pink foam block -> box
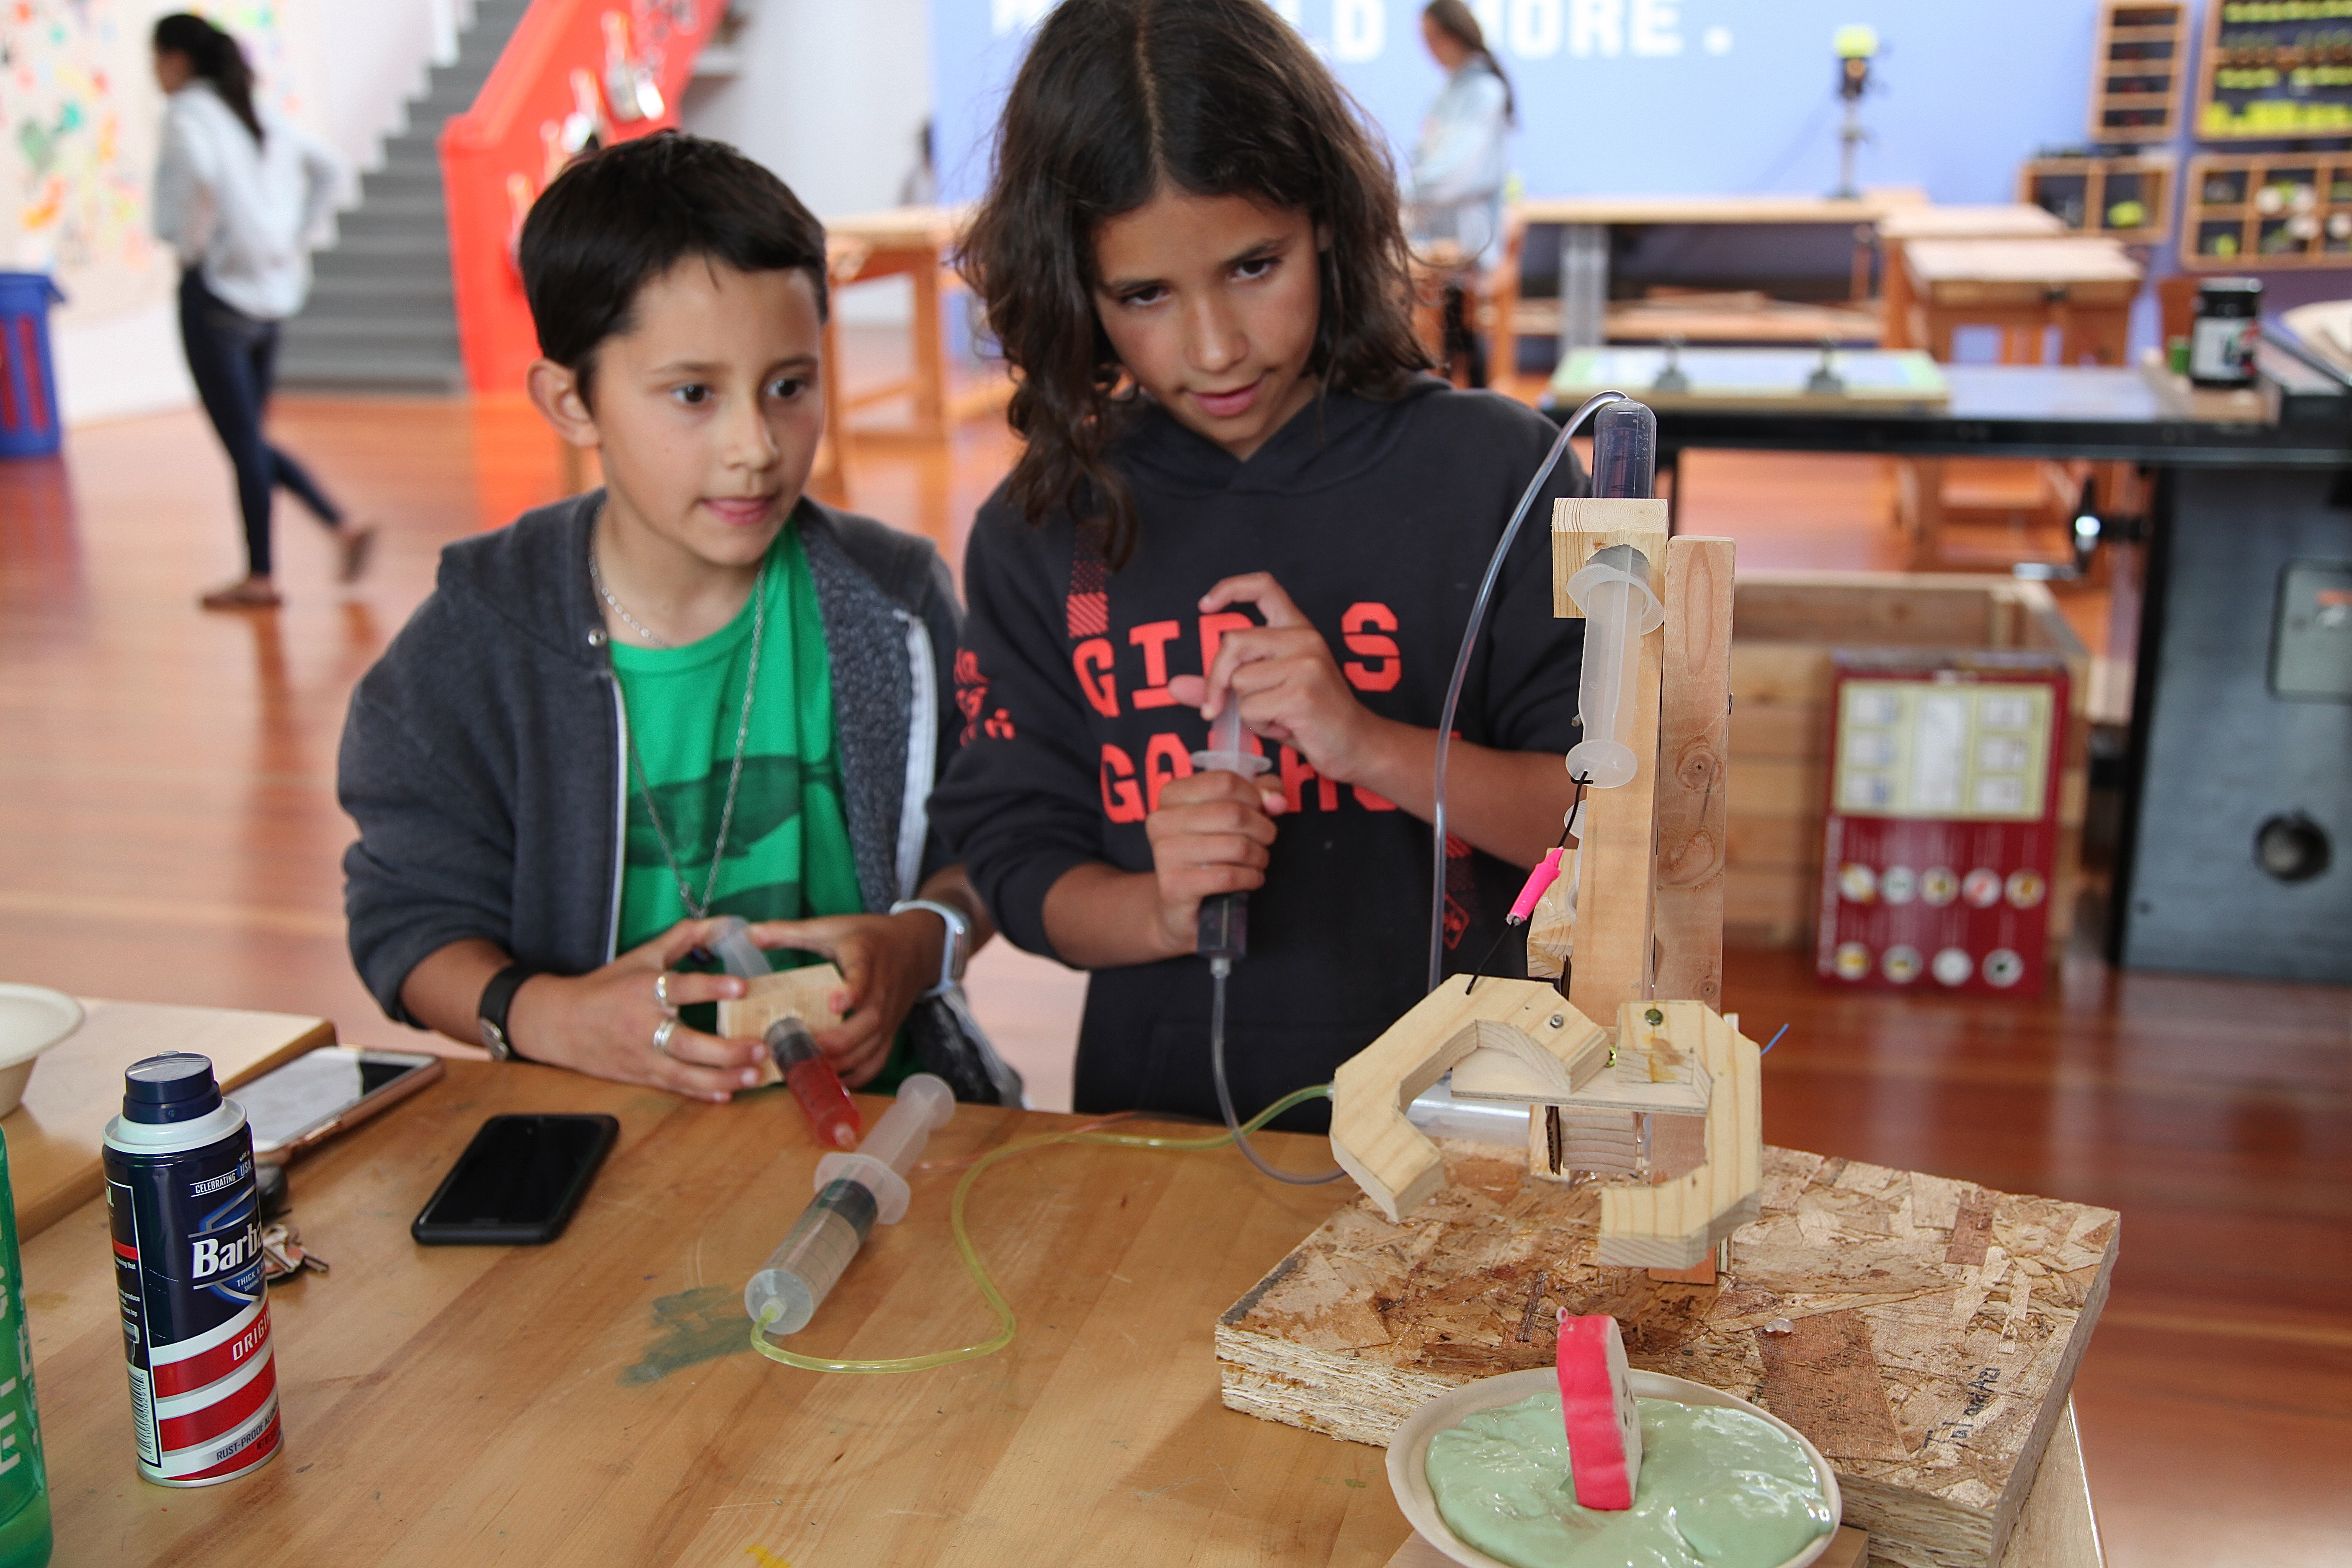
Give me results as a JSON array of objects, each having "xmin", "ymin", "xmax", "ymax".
[{"xmin": 1555, "ymin": 1311, "xmax": 1643, "ymax": 1510}]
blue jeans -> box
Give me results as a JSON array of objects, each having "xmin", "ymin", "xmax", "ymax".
[{"xmin": 177, "ymin": 270, "xmax": 341, "ymax": 576}]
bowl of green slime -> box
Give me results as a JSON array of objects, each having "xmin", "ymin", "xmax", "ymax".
[{"xmin": 1387, "ymin": 1368, "xmax": 1842, "ymax": 1568}]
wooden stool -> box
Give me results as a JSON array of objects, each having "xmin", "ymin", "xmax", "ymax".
[
  {"xmin": 1875, "ymin": 204, "xmax": 2066, "ymax": 352},
  {"xmin": 1893, "ymin": 236, "xmax": 2141, "ymax": 366},
  {"xmin": 1888, "ymin": 235, "xmax": 2143, "ymax": 567}
]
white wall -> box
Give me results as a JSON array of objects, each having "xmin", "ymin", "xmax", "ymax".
[
  {"xmin": 281, "ymin": 0, "xmax": 472, "ymax": 182},
  {"xmin": 682, "ymin": 0, "xmax": 934, "ymax": 325},
  {"xmin": 22, "ymin": 0, "xmax": 462, "ymax": 426}
]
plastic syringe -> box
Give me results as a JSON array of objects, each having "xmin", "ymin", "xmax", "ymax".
[
  {"xmin": 706, "ymin": 915, "xmax": 863, "ymax": 1150},
  {"xmin": 744, "ymin": 1073, "xmax": 955, "ymax": 1336},
  {"xmin": 1190, "ymin": 693, "xmax": 1272, "ymax": 962},
  {"xmin": 1562, "ymin": 402, "xmax": 1666, "ymax": 790}
]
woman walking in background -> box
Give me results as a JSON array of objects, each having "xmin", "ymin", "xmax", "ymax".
[
  {"xmin": 1410, "ymin": 0, "xmax": 1514, "ymax": 387},
  {"xmin": 151, "ymin": 13, "xmax": 373, "ymax": 610}
]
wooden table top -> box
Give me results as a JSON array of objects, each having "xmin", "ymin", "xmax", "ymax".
[
  {"xmin": 1901, "ymin": 237, "xmax": 2144, "ymax": 286},
  {"xmin": 3, "ymin": 997, "xmax": 330, "ymax": 1238},
  {"xmin": 1875, "ymin": 204, "xmax": 2067, "ymax": 242},
  {"xmin": 1514, "ymin": 193, "xmax": 1899, "ymax": 227},
  {"xmin": 21, "ymin": 1055, "xmax": 2110, "ymax": 1567},
  {"xmin": 821, "ymin": 203, "xmax": 970, "ymax": 250},
  {"xmin": 25, "ymin": 1059, "xmax": 1416, "ymax": 1565}
]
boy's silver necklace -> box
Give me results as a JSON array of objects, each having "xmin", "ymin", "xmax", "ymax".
[{"xmin": 590, "ymin": 539, "xmax": 769, "ymax": 919}]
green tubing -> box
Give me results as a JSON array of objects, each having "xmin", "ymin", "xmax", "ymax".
[{"xmin": 747, "ymin": 1083, "xmax": 1336, "ymax": 1374}]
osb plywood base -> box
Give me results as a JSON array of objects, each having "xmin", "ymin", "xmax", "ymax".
[{"xmin": 1217, "ymin": 1143, "xmax": 2117, "ymax": 1568}]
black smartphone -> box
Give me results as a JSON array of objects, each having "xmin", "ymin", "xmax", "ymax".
[{"xmin": 411, "ymin": 1114, "xmax": 619, "ymax": 1246}]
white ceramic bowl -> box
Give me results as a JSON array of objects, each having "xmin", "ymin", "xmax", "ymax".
[
  {"xmin": 0, "ymin": 985, "xmax": 84, "ymax": 1117},
  {"xmin": 1387, "ymin": 1367, "xmax": 1843, "ymax": 1568}
]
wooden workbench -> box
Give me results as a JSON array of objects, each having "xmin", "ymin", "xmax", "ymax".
[
  {"xmin": 3, "ymin": 997, "xmax": 330, "ymax": 1237},
  {"xmin": 23, "ymin": 1060, "xmax": 1398, "ymax": 1564},
  {"xmin": 21, "ymin": 1060, "xmax": 2108, "ymax": 1565}
]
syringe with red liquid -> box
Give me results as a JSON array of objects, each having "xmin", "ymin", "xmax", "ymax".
[
  {"xmin": 764, "ymin": 1018, "xmax": 863, "ymax": 1150},
  {"xmin": 705, "ymin": 916, "xmax": 863, "ymax": 1150}
]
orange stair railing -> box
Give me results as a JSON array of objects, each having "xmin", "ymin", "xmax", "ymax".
[{"xmin": 439, "ymin": 0, "xmax": 717, "ymax": 394}]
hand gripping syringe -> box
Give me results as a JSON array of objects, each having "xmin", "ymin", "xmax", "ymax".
[
  {"xmin": 706, "ymin": 916, "xmax": 864, "ymax": 1150},
  {"xmin": 744, "ymin": 1073, "xmax": 954, "ymax": 1337}
]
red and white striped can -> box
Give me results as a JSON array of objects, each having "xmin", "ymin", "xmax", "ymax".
[{"xmin": 103, "ymin": 1053, "xmax": 283, "ymax": 1486}]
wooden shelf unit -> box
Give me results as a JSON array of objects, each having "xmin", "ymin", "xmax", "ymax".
[
  {"xmin": 2196, "ymin": 0, "xmax": 2352, "ymax": 139},
  {"xmin": 2179, "ymin": 151, "xmax": 2352, "ymax": 269},
  {"xmin": 2090, "ymin": 2, "xmax": 2191, "ymax": 143},
  {"xmin": 2020, "ymin": 153, "xmax": 2174, "ymax": 240}
]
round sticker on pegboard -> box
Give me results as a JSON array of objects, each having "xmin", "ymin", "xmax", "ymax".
[
  {"xmin": 1932, "ymin": 947, "xmax": 1974, "ymax": 986},
  {"xmin": 1882, "ymin": 944, "xmax": 1923, "ymax": 984},
  {"xmin": 1921, "ymin": 867, "xmax": 1959, "ymax": 907},
  {"xmin": 1834, "ymin": 942, "xmax": 1871, "ymax": 980},
  {"xmin": 2006, "ymin": 869, "xmax": 2046, "ymax": 909},
  {"xmin": 1839, "ymin": 863, "xmax": 1877, "ymax": 903},
  {"xmin": 1882, "ymin": 866, "xmax": 1917, "ymax": 905},
  {"xmin": 1983, "ymin": 948, "xmax": 2025, "ymax": 988},
  {"xmin": 1963, "ymin": 868, "xmax": 2002, "ymax": 908}
]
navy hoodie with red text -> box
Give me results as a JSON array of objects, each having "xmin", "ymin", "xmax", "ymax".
[{"xmin": 930, "ymin": 376, "xmax": 1588, "ymax": 1129}]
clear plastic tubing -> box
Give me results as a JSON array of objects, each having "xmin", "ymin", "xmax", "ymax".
[
  {"xmin": 1562, "ymin": 400, "xmax": 1666, "ymax": 790},
  {"xmin": 745, "ymin": 1073, "xmax": 956, "ymax": 1336},
  {"xmin": 766, "ymin": 1019, "xmax": 862, "ymax": 1150}
]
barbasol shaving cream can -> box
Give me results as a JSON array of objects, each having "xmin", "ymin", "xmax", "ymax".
[{"xmin": 101, "ymin": 1053, "xmax": 283, "ymax": 1485}]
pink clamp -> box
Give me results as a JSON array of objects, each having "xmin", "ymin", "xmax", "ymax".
[{"xmin": 1507, "ymin": 847, "xmax": 1567, "ymax": 926}]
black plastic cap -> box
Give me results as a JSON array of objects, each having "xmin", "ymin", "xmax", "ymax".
[{"xmin": 121, "ymin": 1052, "xmax": 222, "ymax": 1124}]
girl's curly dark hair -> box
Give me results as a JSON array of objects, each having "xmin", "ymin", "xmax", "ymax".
[{"xmin": 958, "ymin": 0, "xmax": 1431, "ymax": 567}]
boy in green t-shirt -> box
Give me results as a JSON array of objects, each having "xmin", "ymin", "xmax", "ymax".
[{"xmin": 340, "ymin": 134, "xmax": 1011, "ymax": 1104}]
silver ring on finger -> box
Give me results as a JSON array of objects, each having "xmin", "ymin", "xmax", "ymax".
[
  {"xmin": 653, "ymin": 971, "xmax": 678, "ymax": 1016},
  {"xmin": 652, "ymin": 1016, "xmax": 680, "ymax": 1058}
]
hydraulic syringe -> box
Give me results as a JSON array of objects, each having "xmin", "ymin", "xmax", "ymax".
[
  {"xmin": 706, "ymin": 915, "xmax": 864, "ymax": 1150},
  {"xmin": 745, "ymin": 1073, "xmax": 955, "ymax": 1337}
]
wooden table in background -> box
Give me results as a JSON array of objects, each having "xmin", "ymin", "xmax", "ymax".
[
  {"xmin": 21, "ymin": 1060, "xmax": 2102, "ymax": 1565},
  {"xmin": 4, "ymin": 998, "xmax": 330, "ymax": 1237},
  {"xmin": 821, "ymin": 204, "xmax": 975, "ymax": 444}
]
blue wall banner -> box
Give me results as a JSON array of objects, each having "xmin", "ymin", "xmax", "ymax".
[{"xmin": 931, "ymin": 0, "xmax": 2108, "ymax": 208}]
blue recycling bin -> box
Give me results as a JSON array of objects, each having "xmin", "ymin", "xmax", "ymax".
[{"xmin": 0, "ymin": 272, "xmax": 66, "ymax": 459}]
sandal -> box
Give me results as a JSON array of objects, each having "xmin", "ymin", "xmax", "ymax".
[
  {"xmin": 337, "ymin": 522, "xmax": 379, "ymax": 585},
  {"xmin": 200, "ymin": 577, "xmax": 283, "ymax": 611}
]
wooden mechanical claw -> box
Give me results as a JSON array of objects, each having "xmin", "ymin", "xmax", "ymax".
[{"xmin": 1327, "ymin": 495, "xmax": 1754, "ymax": 1271}]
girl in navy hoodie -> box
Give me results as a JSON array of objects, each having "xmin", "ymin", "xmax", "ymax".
[{"xmin": 929, "ymin": 0, "xmax": 1589, "ymax": 1131}]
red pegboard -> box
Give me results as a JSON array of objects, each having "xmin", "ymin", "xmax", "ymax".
[{"xmin": 1815, "ymin": 652, "xmax": 2070, "ymax": 997}]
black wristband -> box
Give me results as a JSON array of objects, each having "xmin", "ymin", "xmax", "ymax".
[{"xmin": 476, "ymin": 963, "xmax": 535, "ymax": 1062}]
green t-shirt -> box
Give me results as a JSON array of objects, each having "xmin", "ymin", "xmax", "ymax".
[{"xmin": 610, "ymin": 524, "xmax": 863, "ymax": 952}]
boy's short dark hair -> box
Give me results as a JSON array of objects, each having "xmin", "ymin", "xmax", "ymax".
[{"xmin": 519, "ymin": 132, "xmax": 828, "ymax": 403}]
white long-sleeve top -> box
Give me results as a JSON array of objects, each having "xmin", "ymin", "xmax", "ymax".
[
  {"xmin": 152, "ymin": 81, "xmax": 341, "ymax": 321},
  {"xmin": 1409, "ymin": 63, "xmax": 1510, "ymax": 271}
]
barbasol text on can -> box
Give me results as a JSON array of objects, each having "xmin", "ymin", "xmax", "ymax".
[{"xmin": 101, "ymin": 1053, "xmax": 282, "ymax": 1486}]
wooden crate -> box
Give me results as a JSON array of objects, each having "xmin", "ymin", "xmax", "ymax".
[
  {"xmin": 2087, "ymin": 1, "xmax": 2189, "ymax": 143},
  {"xmin": 1725, "ymin": 572, "xmax": 2090, "ymax": 950},
  {"xmin": 2179, "ymin": 152, "xmax": 2352, "ymax": 270},
  {"xmin": 2018, "ymin": 154, "xmax": 2172, "ymax": 242}
]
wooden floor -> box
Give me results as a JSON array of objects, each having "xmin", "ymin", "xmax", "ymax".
[{"xmin": 0, "ymin": 356, "xmax": 2345, "ymax": 1566}]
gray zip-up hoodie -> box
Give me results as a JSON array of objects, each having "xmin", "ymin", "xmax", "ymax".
[{"xmin": 338, "ymin": 490, "xmax": 1017, "ymax": 1102}]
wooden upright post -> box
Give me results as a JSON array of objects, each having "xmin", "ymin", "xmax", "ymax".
[
  {"xmin": 1551, "ymin": 497, "xmax": 1670, "ymax": 1019},
  {"xmin": 1652, "ymin": 536, "xmax": 1736, "ymax": 1011}
]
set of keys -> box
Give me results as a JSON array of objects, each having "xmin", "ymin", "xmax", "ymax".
[{"xmin": 258, "ymin": 1222, "xmax": 329, "ymax": 1282}]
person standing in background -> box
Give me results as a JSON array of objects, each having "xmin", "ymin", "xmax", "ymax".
[
  {"xmin": 1409, "ymin": 0, "xmax": 1514, "ymax": 387},
  {"xmin": 151, "ymin": 13, "xmax": 374, "ymax": 611}
]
